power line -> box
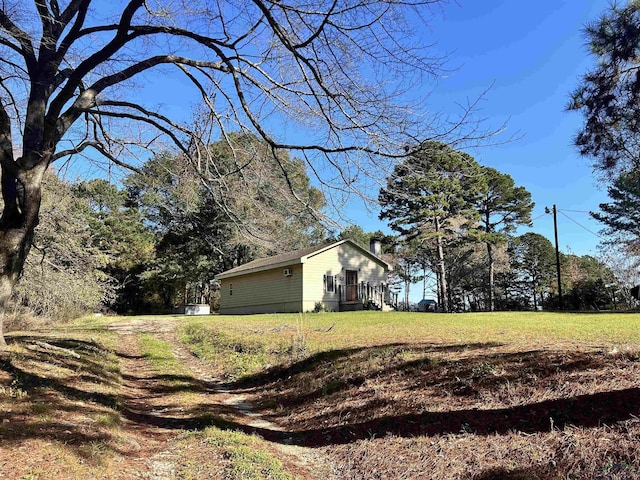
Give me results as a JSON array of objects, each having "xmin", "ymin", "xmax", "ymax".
[
  {"xmin": 558, "ymin": 208, "xmax": 592, "ymax": 214},
  {"xmin": 557, "ymin": 210, "xmax": 604, "ymax": 239},
  {"xmin": 530, "ymin": 212, "xmax": 548, "ymax": 223}
]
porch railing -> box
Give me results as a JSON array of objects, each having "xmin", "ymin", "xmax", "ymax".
[{"xmin": 337, "ymin": 282, "xmax": 398, "ymax": 310}]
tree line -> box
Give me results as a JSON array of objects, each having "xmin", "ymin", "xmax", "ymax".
[
  {"xmin": 10, "ymin": 133, "xmax": 325, "ymax": 318},
  {"xmin": 8, "ymin": 136, "xmax": 634, "ymax": 319},
  {"xmin": 375, "ymin": 141, "xmax": 630, "ymax": 312}
]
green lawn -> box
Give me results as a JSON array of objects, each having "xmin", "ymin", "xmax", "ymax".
[
  {"xmin": 173, "ymin": 310, "xmax": 640, "ymax": 379},
  {"xmin": 184, "ymin": 310, "xmax": 640, "ymax": 344}
]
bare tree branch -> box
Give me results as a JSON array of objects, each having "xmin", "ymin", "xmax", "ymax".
[
  {"xmin": 0, "ymin": 0, "xmax": 506, "ymax": 346},
  {"xmin": 0, "ymin": 9, "xmax": 36, "ymax": 71}
]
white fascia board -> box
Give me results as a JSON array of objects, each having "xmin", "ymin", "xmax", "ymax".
[
  {"xmin": 303, "ymin": 239, "xmax": 392, "ymax": 270},
  {"xmin": 214, "ymin": 259, "xmax": 304, "ymax": 280}
]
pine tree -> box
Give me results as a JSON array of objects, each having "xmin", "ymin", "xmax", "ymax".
[
  {"xmin": 379, "ymin": 141, "xmax": 485, "ymax": 312},
  {"xmin": 475, "ymin": 167, "xmax": 533, "ymax": 311}
]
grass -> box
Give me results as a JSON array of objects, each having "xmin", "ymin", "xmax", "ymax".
[
  {"xmin": 176, "ymin": 428, "xmax": 300, "ymax": 480},
  {"xmin": 178, "ymin": 322, "xmax": 271, "ymax": 380},
  {"xmin": 138, "ymin": 333, "xmax": 190, "ymax": 375},
  {"xmin": 177, "ymin": 310, "xmax": 640, "ymax": 379},
  {"xmin": 133, "ymin": 329, "xmax": 305, "ymax": 479},
  {"xmin": 0, "ymin": 328, "xmax": 127, "ymax": 479},
  {"xmin": 1, "ymin": 315, "xmax": 312, "ymax": 479},
  {"xmin": 4, "ymin": 311, "xmax": 640, "ymax": 479},
  {"xmin": 176, "ymin": 310, "xmax": 640, "ymax": 479},
  {"xmin": 187, "ymin": 310, "xmax": 640, "ymax": 345}
]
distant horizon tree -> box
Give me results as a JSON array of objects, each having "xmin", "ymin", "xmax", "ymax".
[{"xmin": 511, "ymin": 232, "xmax": 556, "ymax": 310}]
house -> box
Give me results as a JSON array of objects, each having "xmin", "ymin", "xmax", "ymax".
[{"xmin": 215, "ymin": 239, "xmax": 397, "ymax": 314}]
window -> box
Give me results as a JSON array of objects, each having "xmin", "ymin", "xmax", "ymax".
[
  {"xmin": 323, "ymin": 274, "xmax": 335, "ymax": 293},
  {"xmin": 229, "ymin": 283, "xmax": 233, "ymax": 296}
]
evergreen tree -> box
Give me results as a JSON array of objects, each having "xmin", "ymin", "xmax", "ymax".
[
  {"xmin": 73, "ymin": 179, "xmax": 155, "ymax": 312},
  {"xmin": 560, "ymin": 253, "xmax": 617, "ymax": 310},
  {"xmin": 475, "ymin": 167, "xmax": 533, "ymax": 311},
  {"xmin": 336, "ymin": 226, "xmax": 372, "ymax": 250},
  {"xmin": 511, "ymin": 233, "xmax": 556, "ymax": 310},
  {"xmin": 569, "ymin": 2, "xmax": 640, "ymax": 177},
  {"xmin": 379, "ymin": 141, "xmax": 485, "ymax": 312},
  {"xmin": 591, "ymin": 169, "xmax": 640, "ymax": 252}
]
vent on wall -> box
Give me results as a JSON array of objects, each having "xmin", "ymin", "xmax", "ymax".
[{"xmin": 283, "ymin": 268, "xmax": 292, "ymax": 276}]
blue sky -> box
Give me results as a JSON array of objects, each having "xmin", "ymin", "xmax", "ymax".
[
  {"xmin": 354, "ymin": 0, "xmax": 612, "ymax": 259},
  {"xmin": 132, "ymin": 1, "xmax": 617, "ymax": 304},
  {"xmin": 66, "ymin": 1, "xmax": 614, "ymax": 279}
]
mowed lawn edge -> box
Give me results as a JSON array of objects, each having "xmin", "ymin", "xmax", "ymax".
[{"xmin": 177, "ymin": 310, "xmax": 640, "ymax": 350}]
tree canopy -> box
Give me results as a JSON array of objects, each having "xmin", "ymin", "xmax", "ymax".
[
  {"xmin": 592, "ymin": 169, "xmax": 640, "ymax": 253},
  {"xmin": 124, "ymin": 135, "xmax": 326, "ymax": 310},
  {"xmin": 475, "ymin": 166, "xmax": 533, "ymax": 310},
  {"xmin": 569, "ymin": 1, "xmax": 640, "ymax": 177},
  {"xmin": 379, "ymin": 141, "xmax": 484, "ymax": 239},
  {"xmin": 379, "ymin": 141, "xmax": 486, "ymax": 312},
  {"xmin": 510, "ymin": 232, "xmax": 556, "ymax": 310}
]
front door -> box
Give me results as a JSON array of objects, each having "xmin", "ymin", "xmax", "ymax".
[{"xmin": 345, "ymin": 270, "xmax": 358, "ymax": 301}]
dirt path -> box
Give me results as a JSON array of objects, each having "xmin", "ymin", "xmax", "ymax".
[{"xmin": 109, "ymin": 317, "xmax": 337, "ymax": 479}]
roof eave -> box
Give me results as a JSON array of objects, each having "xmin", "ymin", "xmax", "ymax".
[
  {"xmin": 304, "ymin": 239, "xmax": 391, "ymax": 270},
  {"xmin": 215, "ymin": 258, "xmax": 304, "ymax": 280},
  {"xmin": 215, "ymin": 238, "xmax": 391, "ymax": 280}
]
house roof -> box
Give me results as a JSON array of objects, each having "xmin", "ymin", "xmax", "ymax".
[
  {"xmin": 418, "ymin": 299, "xmax": 437, "ymax": 305},
  {"xmin": 215, "ymin": 239, "xmax": 390, "ymax": 280}
]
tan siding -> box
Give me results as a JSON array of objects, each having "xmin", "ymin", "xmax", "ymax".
[
  {"xmin": 303, "ymin": 243, "xmax": 388, "ymax": 311},
  {"xmin": 219, "ymin": 263, "xmax": 303, "ymax": 314}
]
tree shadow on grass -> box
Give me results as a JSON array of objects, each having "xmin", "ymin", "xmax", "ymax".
[
  {"xmin": 0, "ymin": 336, "xmax": 131, "ymax": 465},
  {"xmin": 198, "ymin": 386, "xmax": 640, "ymax": 449},
  {"xmin": 119, "ymin": 405, "xmax": 241, "ymax": 431},
  {"xmin": 234, "ymin": 341, "xmax": 505, "ymax": 389},
  {"xmin": 234, "ymin": 342, "xmax": 606, "ymax": 415},
  {"xmin": 0, "ymin": 333, "xmax": 238, "ymax": 459},
  {"xmin": 0, "ymin": 355, "xmax": 119, "ymax": 409},
  {"xmin": 120, "ymin": 372, "xmax": 208, "ymax": 395},
  {"xmin": 209, "ymin": 341, "xmax": 640, "ymax": 449},
  {"xmin": 9, "ymin": 335, "xmax": 122, "ymax": 384},
  {"xmin": 472, "ymin": 467, "xmax": 549, "ymax": 480},
  {"xmin": 7, "ymin": 332, "xmax": 638, "ymax": 465},
  {"xmin": 302, "ymin": 386, "xmax": 640, "ymax": 446}
]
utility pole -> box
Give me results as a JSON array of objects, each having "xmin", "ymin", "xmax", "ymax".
[{"xmin": 546, "ymin": 204, "xmax": 563, "ymax": 310}]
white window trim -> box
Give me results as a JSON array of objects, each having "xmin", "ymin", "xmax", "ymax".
[{"xmin": 324, "ymin": 274, "xmax": 335, "ymax": 293}]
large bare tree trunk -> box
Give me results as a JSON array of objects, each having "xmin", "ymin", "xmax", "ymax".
[{"xmin": 0, "ymin": 166, "xmax": 45, "ymax": 350}]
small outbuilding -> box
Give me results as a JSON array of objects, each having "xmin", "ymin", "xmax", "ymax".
[
  {"xmin": 417, "ymin": 298, "xmax": 438, "ymax": 312},
  {"xmin": 215, "ymin": 239, "xmax": 397, "ymax": 314}
]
